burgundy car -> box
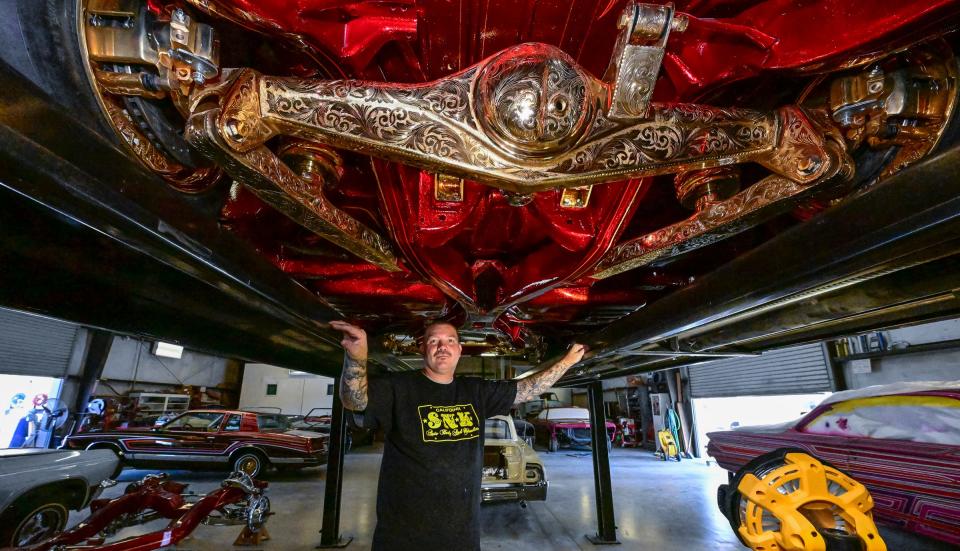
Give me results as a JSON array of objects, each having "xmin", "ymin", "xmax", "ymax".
[
  {"xmin": 531, "ymin": 407, "xmax": 617, "ymax": 452},
  {"xmin": 63, "ymin": 409, "xmax": 328, "ymax": 477},
  {"xmin": 707, "ymin": 384, "xmax": 960, "ymax": 546}
]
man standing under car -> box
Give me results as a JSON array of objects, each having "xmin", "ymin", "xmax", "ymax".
[{"xmin": 330, "ymin": 320, "xmax": 586, "ymax": 551}]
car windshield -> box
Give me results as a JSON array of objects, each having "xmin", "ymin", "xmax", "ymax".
[
  {"xmin": 485, "ymin": 418, "xmax": 511, "ymax": 440},
  {"xmin": 302, "ymin": 408, "xmax": 331, "ymax": 423},
  {"xmin": 164, "ymin": 412, "xmax": 225, "ymax": 432},
  {"xmin": 257, "ymin": 414, "xmax": 291, "ymax": 432},
  {"xmin": 801, "ymin": 394, "xmax": 960, "ymax": 445}
]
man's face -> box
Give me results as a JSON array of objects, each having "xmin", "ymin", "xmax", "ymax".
[{"xmin": 421, "ymin": 323, "xmax": 462, "ymax": 379}]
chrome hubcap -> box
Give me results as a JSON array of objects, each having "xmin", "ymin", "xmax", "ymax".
[{"xmin": 17, "ymin": 507, "xmax": 63, "ymax": 546}]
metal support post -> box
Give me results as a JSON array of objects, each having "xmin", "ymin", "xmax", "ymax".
[
  {"xmin": 586, "ymin": 381, "xmax": 620, "ymax": 544},
  {"xmin": 317, "ymin": 378, "xmax": 352, "ymax": 548},
  {"xmin": 66, "ymin": 330, "xmax": 113, "ymax": 441}
]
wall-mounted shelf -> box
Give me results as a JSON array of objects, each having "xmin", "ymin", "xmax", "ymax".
[{"xmin": 836, "ymin": 338, "xmax": 960, "ymax": 363}]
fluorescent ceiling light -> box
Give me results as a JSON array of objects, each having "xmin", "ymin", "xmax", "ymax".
[{"xmin": 153, "ymin": 341, "xmax": 184, "ymax": 359}]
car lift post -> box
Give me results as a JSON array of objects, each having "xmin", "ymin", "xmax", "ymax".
[
  {"xmin": 586, "ymin": 381, "xmax": 620, "ymax": 544},
  {"xmin": 317, "ymin": 377, "xmax": 352, "ymax": 548}
]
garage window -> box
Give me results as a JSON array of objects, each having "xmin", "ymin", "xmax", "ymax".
[{"xmin": 265, "ymin": 383, "xmax": 277, "ymax": 396}]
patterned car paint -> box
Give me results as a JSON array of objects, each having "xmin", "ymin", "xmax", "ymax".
[
  {"xmin": 63, "ymin": 410, "xmax": 328, "ymax": 468},
  {"xmin": 530, "ymin": 407, "xmax": 618, "ymax": 449},
  {"xmin": 706, "ymin": 391, "xmax": 960, "ymax": 546}
]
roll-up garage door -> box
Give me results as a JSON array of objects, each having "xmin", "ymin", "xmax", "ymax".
[
  {"xmin": 688, "ymin": 343, "xmax": 833, "ymax": 398},
  {"xmin": 0, "ymin": 307, "xmax": 80, "ymax": 377}
]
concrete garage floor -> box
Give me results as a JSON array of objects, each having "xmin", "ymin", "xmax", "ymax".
[{"xmin": 68, "ymin": 446, "xmax": 953, "ymax": 550}]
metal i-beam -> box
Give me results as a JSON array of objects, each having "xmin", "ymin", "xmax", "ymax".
[
  {"xmin": 317, "ymin": 380, "xmax": 352, "ymax": 548},
  {"xmin": 586, "ymin": 381, "xmax": 619, "ymax": 545},
  {"xmin": 68, "ymin": 330, "xmax": 114, "ymax": 440},
  {"xmin": 0, "ymin": 60, "xmax": 343, "ymax": 373}
]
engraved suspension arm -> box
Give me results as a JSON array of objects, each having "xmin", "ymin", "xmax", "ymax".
[{"xmin": 208, "ymin": 51, "xmax": 839, "ymax": 194}]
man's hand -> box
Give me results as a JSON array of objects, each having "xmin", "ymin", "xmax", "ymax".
[
  {"xmin": 562, "ymin": 343, "xmax": 587, "ymax": 366},
  {"xmin": 330, "ymin": 320, "xmax": 368, "ymax": 361},
  {"xmin": 513, "ymin": 342, "xmax": 587, "ymax": 405},
  {"xmin": 331, "ymin": 320, "xmax": 369, "ymax": 411}
]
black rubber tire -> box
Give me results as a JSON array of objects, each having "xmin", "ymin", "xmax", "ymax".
[
  {"xmin": 548, "ymin": 437, "xmax": 559, "ymax": 453},
  {"xmin": 0, "ymin": 495, "xmax": 69, "ymax": 548},
  {"xmin": 232, "ymin": 450, "xmax": 269, "ymax": 478},
  {"xmin": 11, "ymin": 0, "xmax": 117, "ymax": 138},
  {"xmin": 8, "ymin": 0, "xmax": 229, "ymax": 213}
]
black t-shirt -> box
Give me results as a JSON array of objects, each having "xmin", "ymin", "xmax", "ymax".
[{"xmin": 363, "ymin": 370, "xmax": 517, "ymax": 551}]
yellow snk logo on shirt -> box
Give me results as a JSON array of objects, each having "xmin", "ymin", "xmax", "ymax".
[{"xmin": 418, "ymin": 404, "xmax": 481, "ymax": 442}]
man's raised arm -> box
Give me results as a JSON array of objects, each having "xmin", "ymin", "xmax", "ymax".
[
  {"xmin": 330, "ymin": 320, "xmax": 369, "ymax": 411},
  {"xmin": 514, "ymin": 344, "xmax": 586, "ymax": 405}
]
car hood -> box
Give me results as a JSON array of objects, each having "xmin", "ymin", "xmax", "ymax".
[
  {"xmin": 731, "ymin": 420, "xmax": 797, "ymax": 434},
  {"xmin": 546, "ymin": 419, "xmax": 616, "ymax": 427},
  {"xmin": 0, "ymin": 449, "xmax": 118, "ymax": 484},
  {"xmin": 0, "ymin": 448, "xmax": 79, "ymax": 458}
]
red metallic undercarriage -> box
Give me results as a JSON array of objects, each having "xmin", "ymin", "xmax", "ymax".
[{"xmin": 100, "ymin": 0, "xmax": 960, "ymax": 361}]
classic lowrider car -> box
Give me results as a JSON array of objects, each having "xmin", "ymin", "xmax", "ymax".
[
  {"xmin": 532, "ymin": 407, "xmax": 617, "ymax": 452},
  {"xmin": 62, "ymin": 409, "xmax": 328, "ymax": 477},
  {"xmin": 482, "ymin": 415, "xmax": 547, "ymax": 503},
  {"xmin": 289, "ymin": 407, "xmax": 375, "ymax": 451},
  {"xmin": 0, "ymin": 448, "xmax": 118, "ymax": 548},
  {"xmin": 707, "ymin": 382, "xmax": 960, "ymax": 547}
]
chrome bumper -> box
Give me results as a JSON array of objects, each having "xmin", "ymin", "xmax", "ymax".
[
  {"xmin": 481, "ymin": 479, "xmax": 548, "ymax": 503},
  {"xmin": 270, "ymin": 451, "xmax": 328, "ymax": 465}
]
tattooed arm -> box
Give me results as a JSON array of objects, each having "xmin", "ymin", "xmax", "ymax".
[
  {"xmin": 513, "ymin": 344, "xmax": 586, "ymax": 405},
  {"xmin": 330, "ymin": 320, "xmax": 369, "ymax": 411}
]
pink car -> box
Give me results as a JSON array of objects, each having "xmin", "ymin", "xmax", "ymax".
[
  {"xmin": 707, "ymin": 383, "xmax": 960, "ymax": 546},
  {"xmin": 531, "ymin": 407, "xmax": 617, "ymax": 453}
]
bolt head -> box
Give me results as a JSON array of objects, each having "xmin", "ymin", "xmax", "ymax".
[
  {"xmin": 671, "ymin": 15, "xmax": 689, "ymax": 33},
  {"xmin": 224, "ymin": 118, "xmax": 245, "ymax": 142},
  {"xmin": 797, "ymin": 155, "xmax": 823, "ymax": 176}
]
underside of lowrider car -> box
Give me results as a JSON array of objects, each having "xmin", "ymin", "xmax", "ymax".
[{"xmin": 3, "ymin": 0, "xmax": 960, "ymax": 381}]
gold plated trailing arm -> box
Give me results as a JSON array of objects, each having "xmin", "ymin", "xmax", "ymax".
[
  {"xmin": 203, "ymin": 46, "xmax": 837, "ymax": 193},
  {"xmin": 185, "ymin": 108, "xmax": 402, "ymax": 272},
  {"xmin": 592, "ymin": 131, "xmax": 853, "ymax": 279}
]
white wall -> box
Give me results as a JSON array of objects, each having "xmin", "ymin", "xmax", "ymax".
[
  {"xmin": 98, "ymin": 336, "xmax": 229, "ymax": 393},
  {"xmin": 239, "ymin": 363, "xmax": 335, "ymax": 415},
  {"xmin": 843, "ymin": 319, "xmax": 960, "ymax": 388}
]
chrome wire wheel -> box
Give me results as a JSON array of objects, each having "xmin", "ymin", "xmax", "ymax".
[
  {"xmin": 233, "ymin": 452, "xmax": 265, "ymax": 477},
  {"xmin": 14, "ymin": 502, "xmax": 68, "ymax": 547}
]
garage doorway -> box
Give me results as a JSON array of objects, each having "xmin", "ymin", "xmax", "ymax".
[
  {"xmin": 693, "ymin": 392, "xmax": 830, "ymax": 459},
  {"xmin": 0, "ymin": 374, "xmax": 63, "ymax": 448}
]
